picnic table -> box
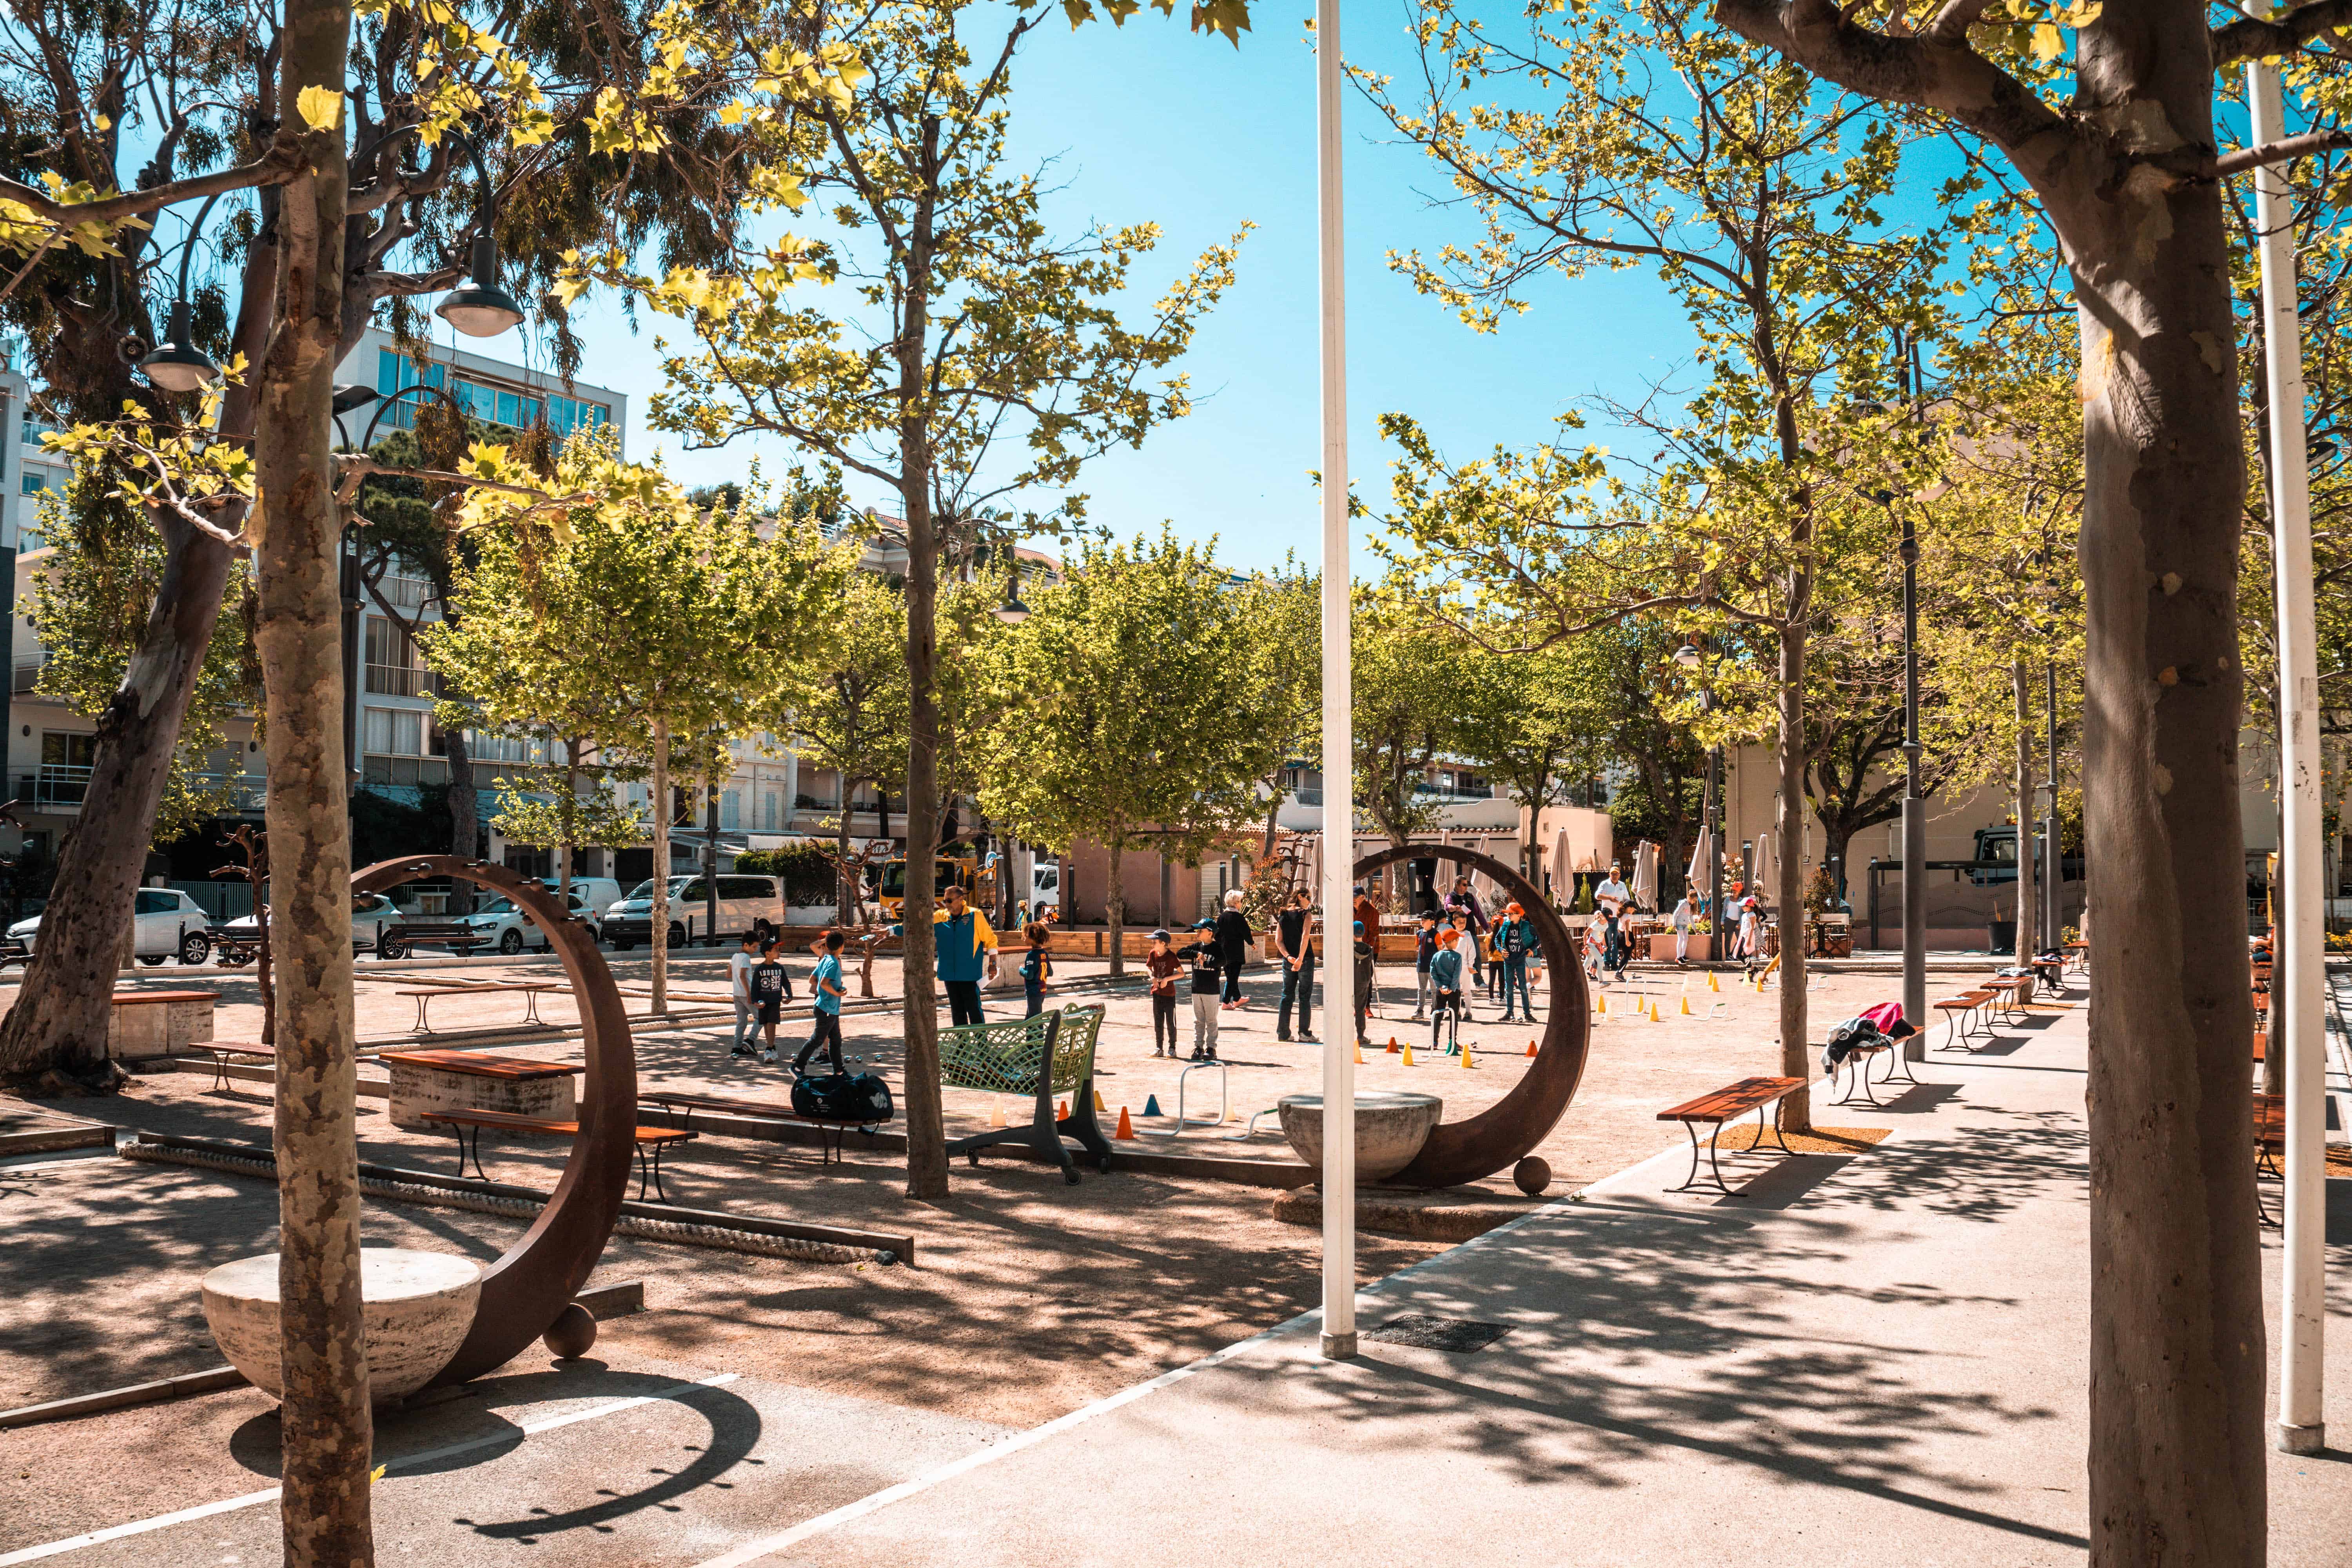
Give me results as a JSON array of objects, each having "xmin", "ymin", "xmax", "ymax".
[
  {"xmin": 395, "ymin": 981, "xmax": 565, "ymax": 1034},
  {"xmin": 381, "ymin": 1048, "xmax": 580, "ymax": 1132}
]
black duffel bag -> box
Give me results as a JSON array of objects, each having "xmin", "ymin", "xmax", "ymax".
[{"xmin": 791, "ymin": 1071, "xmax": 896, "ymax": 1125}]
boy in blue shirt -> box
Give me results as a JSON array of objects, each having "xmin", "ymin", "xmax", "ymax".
[
  {"xmin": 792, "ymin": 929, "xmax": 849, "ymax": 1076},
  {"xmin": 1429, "ymin": 927, "xmax": 1468, "ymax": 1053}
]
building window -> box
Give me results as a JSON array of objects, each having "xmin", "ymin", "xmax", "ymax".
[
  {"xmin": 363, "ymin": 707, "xmax": 424, "ymax": 756},
  {"xmin": 762, "ymin": 790, "xmax": 779, "ymax": 831},
  {"xmin": 722, "ymin": 790, "xmax": 741, "ymax": 831},
  {"xmin": 364, "ymin": 617, "xmax": 430, "ymax": 696}
]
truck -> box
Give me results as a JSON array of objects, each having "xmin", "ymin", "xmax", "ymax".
[
  {"xmin": 1969, "ymin": 825, "xmax": 2084, "ymax": 886},
  {"xmin": 875, "ymin": 851, "xmax": 984, "ymax": 919}
]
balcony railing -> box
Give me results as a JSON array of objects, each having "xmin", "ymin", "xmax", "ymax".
[
  {"xmin": 365, "ymin": 662, "xmax": 433, "ymax": 697},
  {"xmin": 26, "ymin": 763, "xmax": 89, "ymax": 809}
]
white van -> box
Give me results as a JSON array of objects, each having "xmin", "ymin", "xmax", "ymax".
[
  {"xmin": 540, "ymin": 876, "xmax": 625, "ymax": 920},
  {"xmin": 603, "ymin": 875, "xmax": 786, "ymax": 949}
]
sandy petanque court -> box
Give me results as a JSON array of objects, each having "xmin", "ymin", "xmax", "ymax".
[{"xmin": 0, "ymin": 946, "xmax": 2033, "ymax": 1559}]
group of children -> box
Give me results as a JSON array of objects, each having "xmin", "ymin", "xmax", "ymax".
[
  {"xmin": 726, "ymin": 928, "xmax": 849, "ymax": 1075},
  {"xmin": 1409, "ymin": 902, "xmax": 1544, "ymax": 1031}
]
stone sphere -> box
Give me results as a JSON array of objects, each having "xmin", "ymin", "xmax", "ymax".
[
  {"xmin": 1513, "ymin": 1156, "xmax": 1553, "ymax": 1197},
  {"xmin": 543, "ymin": 1302, "xmax": 599, "ymax": 1359},
  {"xmin": 1278, "ymin": 1091, "xmax": 1443, "ymax": 1185},
  {"xmin": 203, "ymin": 1248, "xmax": 482, "ymax": 1403}
]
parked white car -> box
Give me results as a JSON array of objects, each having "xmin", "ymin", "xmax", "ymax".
[
  {"xmin": 539, "ymin": 876, "xmax": 624, "ymax": 920},
  {"xmin": 603, "ymin": 875, "xmax": 785, "ymax": 949},
  {"xmin": 448, "ymin": 890, "xmax": 604, "ymax": 955},
  {"xmin": 212, "ymin": 893, "xmax": 405, "ymax": 962},
  {"xmin": 3, "ymin": 887, "xmax": 216, "ymax": 966}
]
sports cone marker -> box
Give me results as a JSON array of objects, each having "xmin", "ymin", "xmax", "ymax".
[
  {"xmin": 1056, "ymin": 1099, "xmax": 1069, "ymax": 1120},
  {"xmin": 1526, "ymin": 1038, "xmax": 1539, "ymax": 1057},
  {"xmin": 1650, "ymin": 1000, "xmax": 1662, "ymax": 1022},
  {"xmin": 1114, "ymin": 1107, "xmax": 1136, "ymax": 1139},
  {"xmin": 989, "ymin": 1103, "xmax": 1007, "ymax": 1129},
  {"xmin": 1402, "ymin": 1042, "xmax": 1416, "ymax": 1066},
  {"xmin": 1353, "ymin": 1041, "xmax": 1365, "ymax": 1065},
  {"xmin": 1708, "ymin": 972, "xmax": 1720, "ymax": 992},
  {"xmin": 1680, "ymin": 995, "xmax": 1692, "ymax": 1016},
  {"xmin": 1460, "ymin": 1039, "xmax": 1477, "ymax": 1069},
  {"xmin": 1094, "ymin": 1088, "xmax": 1108, "ymax": 1112},
  {"xmin": 1143, "ymin": 1094, "xmax": 1163, "ymax": 1117},
  {"xmin": 1594, "ymin": 992, "xmax": 1607, "ymax": 1016},
  {"xmin": 1387, "ymin": 1035, "xmax": 1401, "ymax": 1053}
]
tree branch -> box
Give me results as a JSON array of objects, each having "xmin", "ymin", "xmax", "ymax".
[
  {"xmin": 2213, "ymin": 0, "xmax": 2352, "ymax": 67},
  {"xmin": 0, "ymin": 140, "xmax": 305, "ymax": 228},
  {"xmin": 2210, "ymin": 128, "xmax": 2352, "ymax": 176}
]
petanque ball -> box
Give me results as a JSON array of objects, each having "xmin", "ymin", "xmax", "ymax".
[
  {"xmin": 1513, "ymin": 1156, "xmax": 1552, "ymax": 1197},
  {"xmin": 543, "ymin": 1302, "xmax": 598, "ymax": 1360}
]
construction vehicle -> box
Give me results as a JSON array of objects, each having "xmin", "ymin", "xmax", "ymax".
[{"xmin": 876, "ymin": 849, "xmax": 991, "ymax": 918}]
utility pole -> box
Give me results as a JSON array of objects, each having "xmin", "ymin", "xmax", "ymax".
[
  {"xmin": 1315, "ymin": 0, "xmax": 1357, "ymax": 1362},
  {"xmin": 2249, "ymin": 16, "xmax": 2326, "ymax": 1457}
]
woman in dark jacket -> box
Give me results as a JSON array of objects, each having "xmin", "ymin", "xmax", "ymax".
[{"xmin": 1216, "ymin": 889, "xmax": 1253, "ymax": 1009}]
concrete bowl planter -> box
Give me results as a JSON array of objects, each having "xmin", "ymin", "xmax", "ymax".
[
  {"xmin": 202, "ymin": 1247, "xmax": 483, "ymax": 1403},
  {"xmin": 1277, "ymin": 1090, "xmax": 1443, "ymax": 1185}
]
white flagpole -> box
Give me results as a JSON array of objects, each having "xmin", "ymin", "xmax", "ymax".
[
  {"xmin": 2249, "ymin": 28, "xmax": 2325, "ymax": 1456},
  {"xmin": 1315, "ymin": 0, "xmax": 1357, "ymax": 1361}
]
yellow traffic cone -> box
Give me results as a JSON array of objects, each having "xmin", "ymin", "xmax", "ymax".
[
  {"xmin": 1594, "ymin": 992, "xmax": 1607, "ymax": 1016},
  {"xmin": 1401, "ymin": 1042, "xmax": 1416, "ymax": 1066},
  {"xmin": 1459, "ymin": 1038, "xmax": 1476, "ymax": 1069},
  {"xmin": 1708, "ymin": 971, "xmax": 1720, "ymax": 993},
  {"xmin": 1680, "ymin": 995, "xmax": 1691, "ymax": 1016},
  {"xmin": 1093, "ymin": 1088, "xmax": 1107, "ymax": 1113},
  {"xmin": 1650, "ymin": 1000, "xmax": 1662, "ymax": 1022}
]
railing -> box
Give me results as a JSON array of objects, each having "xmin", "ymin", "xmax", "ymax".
[
  {"xmin": 378, "ymin": 575, "xmax": 435, "ymax": 610},
  {"xmin": 30, "ymin": 763, "xmax": 89, "ymax": 809},
  {"xmin": 365, "ymin": 662, "xmax": 431, "ymax": 697},
  {"xmin": 1291, "ymin": 788, "xmax": 1324, "ymax": 806}
]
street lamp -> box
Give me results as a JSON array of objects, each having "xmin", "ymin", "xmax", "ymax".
[
  {"xmin": 434, "ymin": 138, "xmax": 525, "ymax": 339},
  {"xmin": 136, "ymin": 193, "xmax": 225, "ymax": 394},
  {"xmin": 991, "ymin": 552, "xmax": 1031, "ymax": 624},
  {"xmin": 1675, "ymin": 636, "xmax": 1726, "ymax": 961}
]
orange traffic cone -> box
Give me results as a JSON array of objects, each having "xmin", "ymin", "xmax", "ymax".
[
  {"xmin": 1115, "ymin": 1106, "xmax": 1136, "ymax": 1140},
  {"xmin": 1353, "ymin": 1040, "xmax": 1366, "ymax": 1065},
  {"xmin": 1526, "ymin": 1039, "xmax": 1539, "ymax": 1057},
  {"xmin": 1056, "ymin": 1099, "xmax": 1069, "ymax": 1120},
  {"xmin": 1387, "ymin": 1035, "xmax": 1400, "ymax": 1053},
  {"xmin": 989, "ymin": 1103, "xmax": 1007, "ymax": 1129}
]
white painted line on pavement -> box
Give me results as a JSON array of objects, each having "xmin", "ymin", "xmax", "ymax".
[{"xmin": 0, "ymin": 1372, "xmax": 739, "ymax": 1565}]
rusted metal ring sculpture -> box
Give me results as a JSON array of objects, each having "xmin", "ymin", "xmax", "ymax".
[
  {"xmin": 1354, "ymin": 844, "xmax": 1591, "ymax": 1189},
  {"xmin": 351, "ymin": 856, "xmax": 635, "ymax": 1386}
]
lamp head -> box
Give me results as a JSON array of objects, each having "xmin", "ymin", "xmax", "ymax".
[
  {"xmin": 1672, "ymin": 640, "xmax": 1702, "ymax": 670},
  {"xmin": 331, "ymin": 383, "xmax": 379, "ymax": 415},
  {"xmin": 435, "ymin": 233, "xmax": 524, "ymax": 338},
  {"xmin": 992, "ymin": 594, "xmax": 1031, "ymax": 625},
  {"xmin": 136, "ymin": 299, "xmax": 221, "ymax": 394}
]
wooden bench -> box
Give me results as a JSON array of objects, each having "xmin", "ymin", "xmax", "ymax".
[
  {"xmin": 1657, "ymin": 1076, "xmax": 1808, "ymax": 1194},
  {"xmin": 2253, "ymin": 1093, "xmax": 2288, "ymax": 1227},
  {"xmin": 379, "ymin": 921, "xmax": 490, "ymax": 959},
  {"xmin": 380, "ymin": 1048, "xmax": 581, "ymax": 1131},
  {"xmin": 420, "ymin": 1108, "xmax": 694, "ymax": 1202},
  {"xmin": 1932, "ymin": 990, "xmax": 1995, "ymax": 1050},
  {"xmin": 1828, "ymin": 1039, "xmax": 1892, "ymax": 1107},
  {"xmin": 1987, "ymin": 975, "xmax": 2036, "ymax": 1020},
  {"xmin": 192, "ymin": 1039, "xmax": 274, "ymax": 1092},
  {"xmin": 940, "ymin": 1005, "xmax": 1109, "ymax": 1185},
  {"xmin": 395, "ymin": 982, "xmax": 563, "ymax": 1034},
  {"xmin": 639, "ymin": 1089, "xmax": 893, "ymax": 1165}
]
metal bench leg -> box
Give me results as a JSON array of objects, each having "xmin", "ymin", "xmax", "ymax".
[
  {"xmin": 453, "ymin": 1123, "xmax": 489, "ymax": 1183},
  {"xmin": 210, "ymin": 1054, "xmax": 230, "ymax": 1093},
  {"xmin": 1754, "ymin": 1101, "xmax": 1796, "ymax": 1159},
  {"xmin": 414, "ymin": 995, "xmax": 433, "ymax": 1034},
  {"xmin": 1881, "ymin": 1036, "xmax": 1922, "ymax": 1087},
  {"xmin": 524, "ymin": 991, "xmax": 544, "ymax": 1026},
  {"xmin": 635, "ymin": 1143, "xmax": 672, "ymax": 1203}
]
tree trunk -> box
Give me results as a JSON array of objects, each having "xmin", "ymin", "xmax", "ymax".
[
  {"xmin": 445, "ymin": 725, "xmax": 476, "ymax": 915},
  {"xmin": 2069, "ymin": 60, "xmax": 2265, "ymax": 1555},
  {"xmin": 255, "ymin": 4, "xmax": 370, "ymax": 1555},
  {"xmin": 1776, "ymin": 621, "xmax": 1810, "ymax": 1132},
  {"xmin": 1105, "ymin": 843, "xmax": 1127, "ymax": 979},
  {"xmin": 1261, "ymin": 785, "xmax": 1283, "ymax": 862},
  {"xmin": 2014, "ymin": 656, "xmax": 2038, "ymax": 964},
  {"xmin": 837, "ymin": 779, "xmax": 856, "ymax": 927},
  {"xmin": 650, "ymin": 720, "xmax": 670, "ymax": 1014},
  {"xmin": 257, "ymin": 880, "xmax": 275, "ymax": 1048},
  {"xmin": 558, "ymin": 740, "xmax": 578, "ymax": 910}
]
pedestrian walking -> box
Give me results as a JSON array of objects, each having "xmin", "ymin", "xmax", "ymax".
[
  {"xmin": 1019, "ymin": 922, "xmax": 1053, "ymax": 1018},
  {"xmin": 1352, "ymin": 883, "xmax": 1381, "ymax": 950},
  {"xmin": 1179, "ymin": 918, "xmax": 1223, "ymax": 1060},
  {"xmin": 1216, "ymin": 889, "xmax": 1253, "ymax": 1009},
  {"xmin": 1146, "ymin": 928, "xmax": 1182, "ymax": 1056},
  {"xmin": 1736, "ymin": 894, "xmax": 1762, "ymax": 965},
  {"xmin": 932, "ymin": 883, "xmax": 998, "ymax": 1027},
  {"xmin": 1274, "ymin": 888, "xmax": 1317, "ymax": 1042},
  {"xmin": 1351, "ymin": 920, "xmax": 1377, "ymax": 1048},
  {"xmin": 1600, "ymin": 902, "xmax": 1631, "ymax": 984},
  {"xmin": 1493, "ymin": 901, "xmax": 1538, "ymax": 1022},
  {"xmin": 751, "ymin": 938, "xmax": 795, "ymax": 1063},
  {"xmin": 1411, "ymin": 910, "xmax": 1439, "ymax": 1021},
  {"xmin": 1429, "ymin": 927, "xmax": 1467, "ymax": 1053},
  {"xmin": 1671, "ymin": 892, "xmax": 1698, "ymax": 964},
  {"xmin": 728, "ymin": 931, "xmax": 761, "ymax": 1058},
  {"xmin": 792, "ymin": 930, "xmax": 849, "ymax": 1076}
]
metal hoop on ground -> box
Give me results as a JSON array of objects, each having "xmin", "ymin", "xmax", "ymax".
[
  {"xmin": 350, "ymin": 855, "xmax": 636, "ymax": 1387},
  {"xmin": 1351, "ymin": 844, "xmax": 1592, "ymax": 1189}
]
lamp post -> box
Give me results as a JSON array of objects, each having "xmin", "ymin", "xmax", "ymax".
[
  {"xmin": 136, "ymin": 192, "xmax": 226, "ymax": 394},
  {"xmin": 1314, "ymin": 0, "xmax": 1357, "ymax": 1362},
  {"xmin": 1675, "ymin": 637, "xmax": 1724, "ymax": 960},
  {"xmin": 2043, "ymin": 661, "xmax": 2060, "ymax": 948}
]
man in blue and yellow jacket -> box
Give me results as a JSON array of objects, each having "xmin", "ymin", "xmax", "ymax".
[{"xmin": 933, "ymin": 883, "xmax": 999, "ymax": 1025}]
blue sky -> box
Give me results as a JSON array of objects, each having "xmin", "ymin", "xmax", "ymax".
[{"xmin": 557, "ymin": 7, "xmax": 1733, "ymax": 572}]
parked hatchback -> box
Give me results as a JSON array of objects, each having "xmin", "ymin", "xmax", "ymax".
[
  {"xmin": 3, "ymin": 886, "xmax": 217, "ymax": 966},
  {"xmin": 453, "ymin": 890, "xmax": 604, "ymax": 955},
  {"xmin": 213, "ymin": 893, "xmax": 405, "ymax": 961}
]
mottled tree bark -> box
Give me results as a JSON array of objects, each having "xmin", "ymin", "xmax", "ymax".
[
  {"xmin": 255, "ymin": 2, "xmax": 371, "ymax": 1560},
  {"xmin": 1775, "ymin": 622, "xmax": 1811, "ymax": 1131}
]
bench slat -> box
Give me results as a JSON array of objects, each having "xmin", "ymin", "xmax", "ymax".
[{"xmin": 1658, "ymin": 1075, "xmax": 1807, "ymax": 1124}]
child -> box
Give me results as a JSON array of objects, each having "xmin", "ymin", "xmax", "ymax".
[
  {"xmin": 1145, "ymin": 928, "xmax": 1182, "ymax": 1056},
  {"xmin": 1411, "ymin": 911, "xmax": 1439, "ymax": 1022},
  {"xmin": 1352, "ymin": 920, "xmax": 1376, "ymax": 1049},
  {"xmin": 728, "ymin": 931, "xmax": 762, "ymax": 1058},
  {"xmin": 1494, "ymin": 901, "xmax": 1537, "ymax": 1022},
  {"xmin": 1429, "ymin": 927, "xmax": 1467, "ymax": 1053},
  {"xmin": 1600, "ymin": 902, "xmax": 1631, "ymax": 985},
  {"xmin": 1178, "ymin": 918, "xmax": 1223, "ymax": 1061},
  {"xmin": 1670, "ymin": 893, "xmax": 1697, "ymax": 965},
  {"xmin": 791, "ymin": 929, "xmax": 848, "ymax": 1076},
  {"xmin": 1020, "ymin": 922, "xmax": 1053, "ymax": 1018},
  {"xmin": 751, "ymin": 938, "xmax": 795, "ymax": 1063}
]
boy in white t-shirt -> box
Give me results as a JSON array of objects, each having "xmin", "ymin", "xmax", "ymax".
[
  {"xmin": 1670, "ymin": 894, "xmax": 1697, "ymax": 965},
  {"xmin": 728, "ymin": 932, "xmax": 760, "ymax": 1057}
]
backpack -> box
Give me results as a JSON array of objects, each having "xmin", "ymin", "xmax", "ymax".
[{"xmin": 793, "ymin": 1071, "xmax": 896, "ymax": 1125}]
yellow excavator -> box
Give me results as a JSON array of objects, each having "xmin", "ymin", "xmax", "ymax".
[{"xmin": 875, "ymin": 847, "xmax": 993, "ymax": 918}]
